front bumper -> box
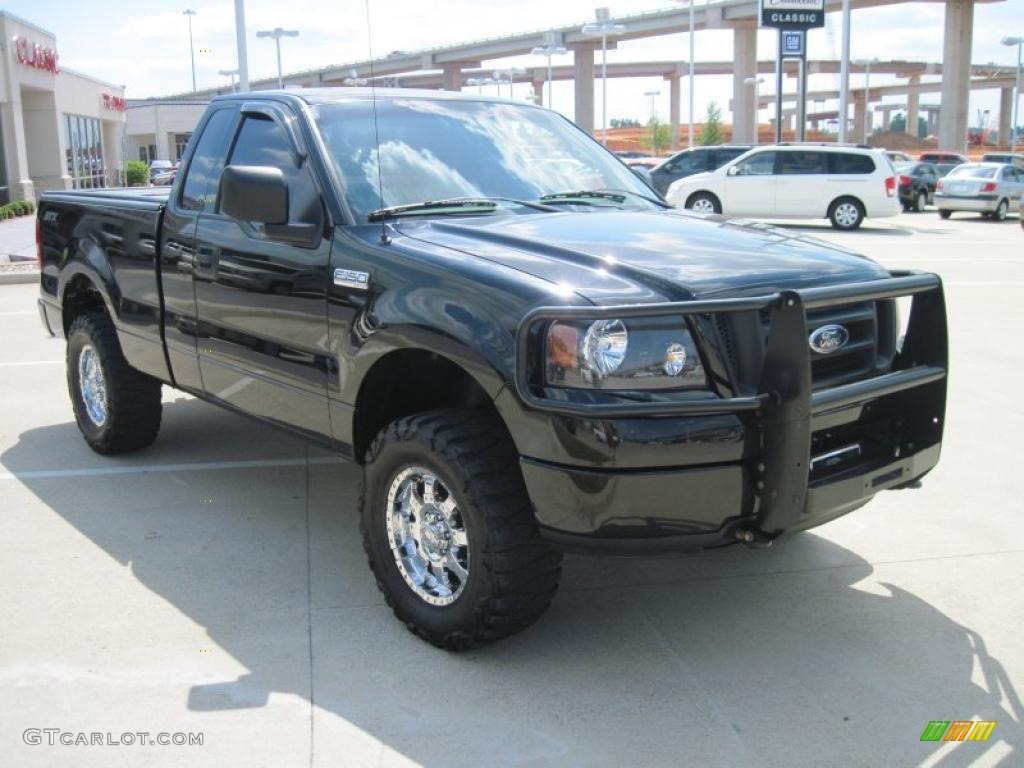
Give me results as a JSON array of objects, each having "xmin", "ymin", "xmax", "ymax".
[
  {"xmin": 935, "ymin": 193, "xmax": 999, "ymax": 212},
  {"xmin": 514, "ymin": 273, "xmax": 948, "ymax": 553}
]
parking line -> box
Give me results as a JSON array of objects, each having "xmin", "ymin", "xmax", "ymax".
[
  {"xmin": 0, "ymin": 311, "xmax": 36, "ymax": 316},
  {"xmin": 0, "ymin": 456, "xmax": 345, "ymax": 481},
  {"xmin": 0, "ymin": 360, "xmax": 63, "ymax": 367}
]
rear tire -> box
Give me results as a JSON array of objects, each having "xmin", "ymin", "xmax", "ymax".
[
  {"xmin": 67, "ymin": 312, "xmax": 162, "ymax": 454},
  {"xmin": 828, "ymin": 197, "xmax": 864, "ymax": 230},
  {"xmin": 685, "ymin": 192, "xmax": 722, "ymax": 215},
  {"xmin": 938, "ymin": 210, "xmax": 952, "ymax": 220},
  {"xmin": 993, "ymin": 199, "xmax": 1008, "ymax": 222},
  {"xmin": 360, "ymin": 409, "xmax": 562, "ymax": 649},
  {"xmin": 915, "ymin": 190, "xmax": 927, "ymax": 212}
]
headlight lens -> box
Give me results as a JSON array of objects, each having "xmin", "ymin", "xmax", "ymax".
[{"xmin": 545, "ymin": 316, "xmax": 707, "ymax": 390}]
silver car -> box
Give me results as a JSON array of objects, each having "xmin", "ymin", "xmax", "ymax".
[{"xmin": 935, "ymin": 163, "xmax": 1024, "ymax": 221}]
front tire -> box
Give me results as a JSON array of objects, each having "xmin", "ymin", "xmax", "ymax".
[
  {"xmin": 829, "ymin": 197, "xmax": 864, "ymax": 230},
  {"xmin": 938, "ymin": 209, "xmax": 952, "ymax": 220},
  {"xmin": 360, "ymin": 409, "xmax": 562, "ymax": 649},
  {"xmin": 67, "ymin": 312, "xmax": 162, "ymax": 454},
  {"xmin": 685, "ymin": 192, "xmax": 722, "ymax": 215},
  {"xmin": 915, "ymin": 190, "xmax": 927, "ymax": 212}
]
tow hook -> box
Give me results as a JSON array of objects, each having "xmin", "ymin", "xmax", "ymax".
[{"xmin": 735, "ymin": 528, "xmax": 773, "ymax": 549}]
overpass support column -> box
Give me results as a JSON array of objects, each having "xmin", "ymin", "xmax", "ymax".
[
  {"xmin": 938, "ymin": 0, "xmax": 973, "ymax": 152},
  {"xmin": 532, "ymin": 78, "xmax": 545, "ymax": 106},
  {"xmin": 1000, "ymin": 87, "xmax": 1013, "ymax": 147},
  {"xmin": 667, "ymin": 72, "xmax": 682, "ymax": 148},
  {"xmin": 731, "ymin": 23, "xmax": 757, "ymax": 144},
  {"xmin": 441, "ymin": 64, "xmax": 464, "ymax": 92},
  {"xmin": 853, "ymin": 93, "xmax": 867, "ymax": 143},
  {"xmin": 571, "ymin": 45, "xmax": 596, "ymax": 135},
  {"xmin": 906, "ymin": 75, "xmax": 920, "ymax": 137}
]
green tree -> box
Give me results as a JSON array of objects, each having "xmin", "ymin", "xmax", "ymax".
[
  {"xmin": 610, "ymin": 117, "xmax": 642, "ymax": 129},
  {"xmin": 645, "ymin": 117, "xmax": 674, "ymax": 154},
  {"xmin": 698, "ymin": 102, "xmax": 723, "ymax": 146},
  {"xmin": 888, "ymin": 112, "xmax": 928, "ymax": 139}
]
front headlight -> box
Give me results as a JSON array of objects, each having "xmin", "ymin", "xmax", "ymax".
[{"xmin": 545, "ymin": 316, "xmax": 707, "ymax": 390}]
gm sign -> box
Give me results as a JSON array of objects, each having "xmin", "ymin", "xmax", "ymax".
[{"xmin": 760, "ymin": 0, "xmax": 825, "ymax": 30}]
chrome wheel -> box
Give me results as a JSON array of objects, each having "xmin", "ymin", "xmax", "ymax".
[
  {"xmin": 689, "ymin": 196, "xmax": 716, "ymax": 214},
  {"xmin": 385, "ymin": 466, "xmax": 470, "ymax": 606},
  {"xmin": 833, "ymin": 202, "xmax": 861, "ymax": 228},
  {"xmin": 994, "ymin": 200, "xmax": 1008, "ymax": 221},
  {"xmin": 916, "ymin": 191, "xmax": 927, "ymax": 212},
  {"xmin": 78, "ymin": 344, "xmax": 108, "ymax": 427}
]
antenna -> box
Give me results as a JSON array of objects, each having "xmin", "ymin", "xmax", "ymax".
[{"xmin": 364, "ymin": 0, "xmax": 390, "ymax": 245}]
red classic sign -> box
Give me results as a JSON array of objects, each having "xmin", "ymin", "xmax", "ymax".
[
  {"xmin": 14, "ymin": 36, "xmax": 59, "ymax": 74},
  {"xmin": 101, "ymin": 94, "xmax": 126, "ymax": 111}
]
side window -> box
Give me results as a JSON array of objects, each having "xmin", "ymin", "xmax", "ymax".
[
  {"xmin": 733, "ymin": 151, "xmax": 777, "ymax": 176},
  {"xmin": 692, "ymin": 151, "xmax": 714, "ymax": 171},
  {"xmin": 225, "ymin": 115, "xmax": 321, "ymax": 225},
  {"xmin": 827, "ymin": 153, "xmax": 875, "ymax": 174},
  {"xmin": 777, "ymin": 151, "xmax": 826, "ymax": 175},
  {"xmin": 180, "ymin": 109, "xmax": 236, "ymax": 211}
]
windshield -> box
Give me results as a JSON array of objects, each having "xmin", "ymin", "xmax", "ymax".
[
  {"xmin": 948, "ymin": 165, "xmax": 998, "ymax": 179},
  {"xmin": 314, "ymin": 97, "xmax": 654, "ymax": 222}
]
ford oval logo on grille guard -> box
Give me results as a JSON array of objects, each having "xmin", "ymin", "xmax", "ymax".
[{"xmin": 809, "ymin": 324, "xmax": 850, "ymax": 355}]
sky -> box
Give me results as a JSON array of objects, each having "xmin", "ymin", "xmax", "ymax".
[{"xmin": 6, "ymin": 0, "xmax": 1023, "ymax": 131}]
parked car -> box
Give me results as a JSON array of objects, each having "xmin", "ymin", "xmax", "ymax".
[
  {"xmin": 980, "ymin": 152, "xmax": 1024, "ymax": 170},
  {"xmin": 919, "ymin": 152, "xmax": 967, "ymax": 178},
  {"xmin": 37, "ymin": 89, "xmax": 948, "ymax": 648},
  {"xmin": 895, "ymin": 161, "xmax": 940, "ymax": 212},
  {"xmin": 665, "ymin": 144, "xmax": 901, "ymax": 229},
  {"xmin": 886, "ymin": 151, "xmax": 914, "ymax": 163},
  {"xmin": 935, "ymin": 162, "xmax": 1024, "ymax": 221},
  {"xmin": 148, "ymin": 160, "xmax": 174, "ymax": 181},
  {"xmin": 151, "ymin": 165, "xmax": 178, "ymax": 186},
  {"xmin": 649, "ymin": 145, "xmax": 751, "ymax": 196},
  {"xmin": 615, "ymin": 150, "xmax": 653, "ymax": 160}
]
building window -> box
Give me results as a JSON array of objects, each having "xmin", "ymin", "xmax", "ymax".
[
  {"xmin": 174, "ymin": 133, "xmax": 193, "ymax": 161},
  {"xmin": 63, "ymin": 114, "xmax": 107, "ymax": 189}
]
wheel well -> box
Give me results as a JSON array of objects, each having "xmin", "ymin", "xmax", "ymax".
[
  {"xmin": 61, "ymin": 275, "xmax": 107, "ymax": 335},
  {"xmin": 828, "ymin": 195, "xmax": 864, "ymax": 215},
  {"xmin": 686, "ymin": 190, "xmax": 720, "ymax": 209},
  {"xmin": 352, "ymin": 349, "xmax": 497, "ymax": 463}
]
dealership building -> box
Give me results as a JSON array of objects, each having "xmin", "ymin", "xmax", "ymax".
[{"xmin": 0, "ymin": 11, "xmax": 127, "ymax": 202}]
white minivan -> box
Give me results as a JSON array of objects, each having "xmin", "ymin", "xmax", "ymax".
[{"xmin": 665, "ymin": 144, "xmax": 901, "ymax": 230}]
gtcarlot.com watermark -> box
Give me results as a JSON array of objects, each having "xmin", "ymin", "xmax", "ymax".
[{"xmin": 23, "ymin": 729, "xmax": 203, "ymax": 747}]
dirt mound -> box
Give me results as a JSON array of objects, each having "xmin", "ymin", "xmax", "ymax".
[{"xmin": 867, "ymin": 131, "xmax": 936, "ymax": 151}]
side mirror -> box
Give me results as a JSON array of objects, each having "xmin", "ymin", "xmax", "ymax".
[
  {"xmin": 727, "ymin": 166, "xmax": 740, "ymax": 177},
  {"xmin": 220, "ymin": 165, "xmax": 288, "ymax": 224}
]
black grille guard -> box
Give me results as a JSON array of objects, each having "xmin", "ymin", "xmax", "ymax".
[{"xmin": 514, "ymin": 271, "xmax": 948, "ymax": 535}]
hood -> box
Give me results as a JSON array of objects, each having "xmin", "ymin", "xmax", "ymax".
[{"xmin": 393, "ymin": 209, "xmax": 888, "ymax": 305}]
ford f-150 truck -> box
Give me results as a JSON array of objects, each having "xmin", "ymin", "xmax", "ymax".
[{"xmin": 37, "ymin": 89, "xmax": 948, "ymax": 649}]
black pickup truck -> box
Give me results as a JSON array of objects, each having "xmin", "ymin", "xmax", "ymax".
[{"xmin": 37, "ymin": 89, "xmax": 948, "ymax": 648}]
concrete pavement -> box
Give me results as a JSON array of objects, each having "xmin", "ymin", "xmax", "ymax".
[{"xmin": 1, "ymin": 210, "xmax": 1022, "ymax": 767}]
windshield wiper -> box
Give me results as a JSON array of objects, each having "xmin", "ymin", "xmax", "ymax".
[
  {"xmin": 367, "ymin": 197, "xmax": 558, "ymax": 222},
  {"xmin": 539, "ymin": 189, "xmax": 670, "ymax": 209}
]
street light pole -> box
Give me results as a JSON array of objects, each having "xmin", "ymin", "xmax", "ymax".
[
  {"xmin": 854, "ymin": 57, "xmax": 879, "ymax": 141},
  {"xmin": 234, "ymin": 0, "xmax": 249, "ymax": 92},
  {"xmin": 531, "ymin": 32, "xmax": 567, "ymax": 109},
  {"xmin": 644, "ymin": 90, "xmax": 661, "ymax": 121},
  {"xmin": 838, "ymin": 0, "xmax": 851, "ymax": 142},
  {"xmin": 582, "ymin": 8, "xmax": 624, "ymax": 145},
  {"xmin": 1004, "ymin": 36, "xmax": 1023, "ymax": 153},
  {"xmin": 218, "ymin": 68, "xmax": 239, "ymax": 92},
  {"xmin": 689, "ymin": 0, "xmax": 695, "ymax": 147},
  {"xmin": 257, "ymin": 27, "xmax": 299, "ymax": 89},
  {"xmin": 183, "ymin": 9, "xmax": 197, "ymax": 92}
]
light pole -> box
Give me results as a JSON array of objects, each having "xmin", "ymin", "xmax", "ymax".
[
  {"xmin": 643, "ymin": 90, "xmax": 661, "ymax": 121},
  {"xmin": 218, "ymin": 68, "xmax": 239, "ymax": 92},
  {"xmin": 854, "ymin": 57, "xmax": 880, "ymax": 140},
  {"xmin": 531, "ymin": 31, "xmax": 568, "ymax": 109},
  {"xmin": 838, "ymin": 0, "xmax": 851, "ymax": 142},
  {"xmin": 581, "ymin": 8, "xmax": 625, "ymax": 145},
  {"xmin": 234, "ymin": 0, "xmax": 249, "ymax": 92},
  {"xmin": 744, "ymin": 76, "xmax": 764, "ymax": 144},
  {"xmin": 493, "ymin": 68, "xmax": 525, "ymax": 99},
  {"xmin": 183, "ymin": 9, "xmax": 197, "ymax": 92},
  {"xmin": 256, "ymin": 27, "xmax": 300, "ymax": 89},
  {"xmin": 673, "ymin": 0, "xmax": 699, "ymax": 147},
  {"xmin": 1003, "ymin": 36, "xmax": 1023, "ymax": 153}
]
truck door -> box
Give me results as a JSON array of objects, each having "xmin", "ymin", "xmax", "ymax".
[
  {"xmin": 192, "ymin": 106, "xmax": 333, "ymax": 440},
  {"xmin": 160, "ymin": 106, "xmax": 238, "ymax": 392}
]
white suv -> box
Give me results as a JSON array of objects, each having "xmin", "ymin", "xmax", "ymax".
[{"xmin": 665, "ymin": 144, "xmax": 901, "ymax": 230}]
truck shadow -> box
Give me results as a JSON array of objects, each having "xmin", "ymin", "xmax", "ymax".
[{"xmin": 3, "ymin": 398, "xmax": 1021, "ymax": 767}]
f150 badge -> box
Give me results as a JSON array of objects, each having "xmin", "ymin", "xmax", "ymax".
[
  {"xmin": 333, "ymin": 268, "xmax": 370, "ymax": 290},
  {"xmin": 809, "ymin": 324, "xmax": 849, "ymax": 354}
]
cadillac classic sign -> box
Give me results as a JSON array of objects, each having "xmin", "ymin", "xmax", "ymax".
[{"xmin": 760, "ymin": 0, "xmax": 826, "ymax": 30}]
